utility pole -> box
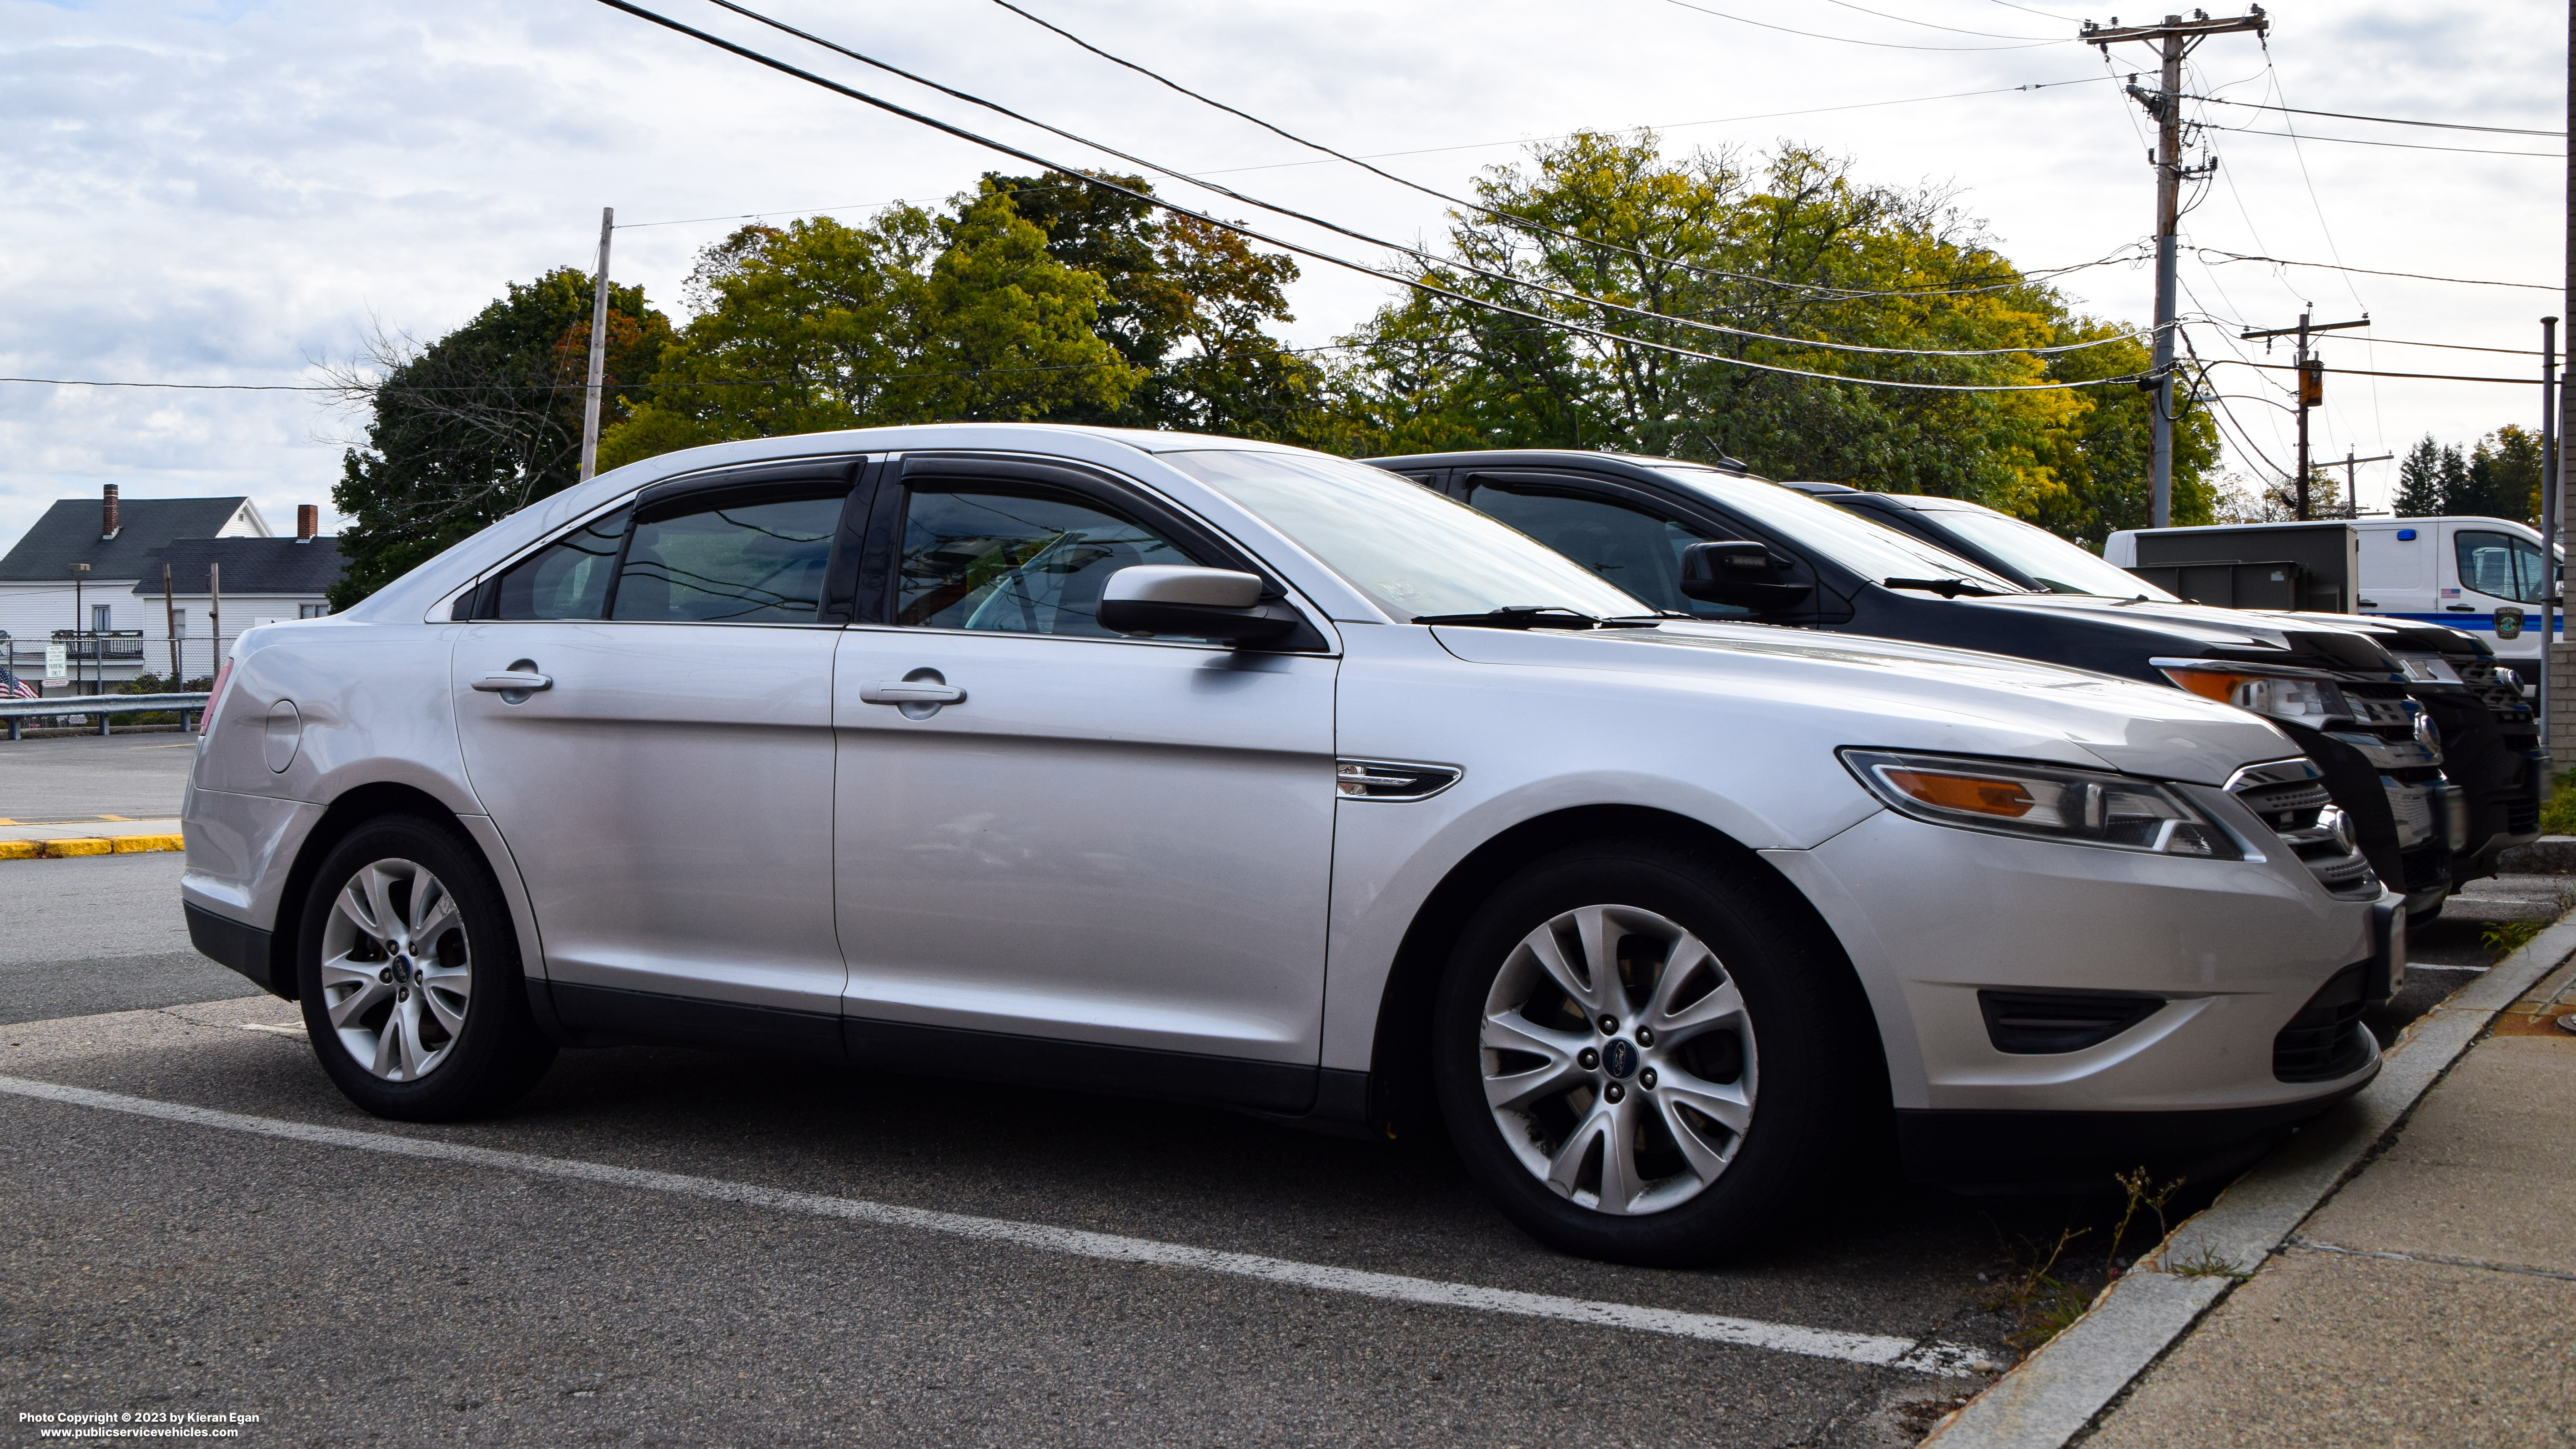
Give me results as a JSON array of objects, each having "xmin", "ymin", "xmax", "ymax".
[
  {"xmin": 578, "ymin": 206, "xmax": 615, "ymax": 482},
  {"xmin": 2241, "ymin": 311, "xmax": 2368, "ymax": 518},
  {"xmin": 163, "ymin": 562, "xmax": 179, "ymax": 685},
  {"xmin": 2558, "ymin": 0, "xmax": 2576, "ymax": 760},
  {"xmin": 2333, "ymin": 449, "xmax": 2394, "ymax": 517},
  {"xmin": 208, "ymin": 562, "xmax": 221, "ymax": 680},
  {"xmin": 69, "ymin": 562, "xmax": 87, "ymax": 697},
  {"xmin": 2544, "ymin": 316, "xmax": 2559, "ymax": 742},
  {"xmin": 2087, "ymin": 8, "xmax": 2270, "ymax": 527}
]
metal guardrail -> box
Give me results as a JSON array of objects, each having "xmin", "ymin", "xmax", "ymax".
[{"xmin": 1, "ymin": 692, "xmax": 211, "ymax": 740}]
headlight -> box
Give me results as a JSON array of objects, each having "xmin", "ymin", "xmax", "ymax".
[
  {"xmin": 1839, "ymin": 749, "xmax": 2243, "ymax": 859},
  {"xmin": 2396, "ymin": 654, "xmax": 2462, "ymax": 685},
  {"xmin": 2495, "ymin": 667, "xmax": 2524, "ymax": 692},
  {"xmin": 2152, "ymin": 660, "xmax": 2351, "ymax": 725}
]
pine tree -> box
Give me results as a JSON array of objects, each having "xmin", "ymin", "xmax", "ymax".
[
  {"xmin": 2392, "ymin": 436, "xmax": 2444, "ymax": 516},
  {"xmin": 2436, "ymin": 443, "xmax": 2476, "ymax": 515}
]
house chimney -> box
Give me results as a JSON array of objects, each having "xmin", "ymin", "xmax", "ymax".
[
  {"xmin": 101, "ymin": 484, "xmax": 120, "ymax": 540},
  {"xmin": 296, "ymin": 504, "xmax": 318, "ymax": 542}
]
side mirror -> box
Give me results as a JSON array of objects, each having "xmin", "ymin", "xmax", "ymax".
[
  {"xmin": 1097, "ymin": 566, "xmax": 1302, "ymax": 646},
  {"xmin": 1678, "ymin": 541, "xmax": 1813, "ymax": 611}
]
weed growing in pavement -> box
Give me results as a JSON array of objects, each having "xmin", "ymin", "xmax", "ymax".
[
  {"xmin": 2484, "ymin": 919, "xmax": 2547, "ymax": 958},
  {"xmin": 2165, "ymin": 1244, "xmax": 2253, "ymax": 1279},
  {"xmin": 2103, "ymin": 1166, "xmax": 2183, "ymax": 1278},
  {"xmin": 1975, "ymin": 1224, "xmax": 2094, "ymax": 1352}
]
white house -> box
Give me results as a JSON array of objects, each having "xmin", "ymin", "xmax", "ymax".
[{"xmin": 0, "ymin": 485, "xmax": 341, "ymax": 693}]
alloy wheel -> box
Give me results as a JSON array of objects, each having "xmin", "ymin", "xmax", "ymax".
[
  {"xmin": 317, "ymin": 857, "xmax": 472, "ymax": 1082},
  {"xmin": 1478, "ymin": 903, "xmax": 1758, "ymax": 1216}
]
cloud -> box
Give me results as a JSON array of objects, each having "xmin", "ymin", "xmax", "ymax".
[{"xmin": 0, "ymin": 0, "xmax": 2561, "ymax": 545}]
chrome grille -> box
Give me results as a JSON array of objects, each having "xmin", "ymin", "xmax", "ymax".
[{"xmin": 2227, "ymin": 757, "xmax": 2378, "ymax": 897}]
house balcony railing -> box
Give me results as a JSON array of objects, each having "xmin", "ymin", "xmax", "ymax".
[{"xmin": 49, "ymin": 629, "xmax": 146, "ymax": 661}]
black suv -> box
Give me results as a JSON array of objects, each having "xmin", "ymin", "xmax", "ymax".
[
  {"xmin": 1792, "ymin": 485, "xmax": 2545, "ymax": 899},
  {"xmin": 1366, "ymin": 450, "xmax": 2458, "ymax": 921}
]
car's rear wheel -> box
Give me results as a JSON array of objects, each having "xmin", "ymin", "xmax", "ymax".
[
  {"xmin": 296, "ymin": 815, "xmax": 555, "ymax": 1120},
  {"xmin": 1433, "ymin": 840, "xmax": 1862, "ymax": 1265}
]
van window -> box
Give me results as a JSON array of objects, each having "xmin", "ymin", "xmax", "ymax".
[
  {"xmin": 2454, "ymin": 530, "xmax": 2549, "ymax": 604},
  {"xmin": 2357, "ymin": 527, "xmax": 2425, "ymax": 591}
]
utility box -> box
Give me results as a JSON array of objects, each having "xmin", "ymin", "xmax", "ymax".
[{"xmin": 2114, "ymin": 522, "xmax": 2359, "ymax": 615}]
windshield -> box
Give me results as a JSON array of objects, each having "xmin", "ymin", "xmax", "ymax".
[
  {"xmin": 1161, "ymin": 450, "xmax": 1652, "ymax": 620},
  {"xmin": 1650, "ymin": 468, "xmax": 2026, "ymax": 594},
  {"xmin": 1918, "ymin": 503, "xmax": 2180, "ymax": 600}
]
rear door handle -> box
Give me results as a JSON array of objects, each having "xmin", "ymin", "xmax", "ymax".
[
  {"xmin": 860, "ymin": 681, "xmax": 964, "ymax": 704},
  {"xmin": 472, "ymin": 671, "xmax": 553, "ymax": 693}
]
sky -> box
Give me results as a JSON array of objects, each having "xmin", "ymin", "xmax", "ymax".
[{"xmin": 0, "ymin": 0, "xmax": 2564, "ymax": 558}]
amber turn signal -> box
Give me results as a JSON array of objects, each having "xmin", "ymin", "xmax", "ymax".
[{"xmin": 1880, "ymin": 769, "xmax": 2037, "ymax": 818}]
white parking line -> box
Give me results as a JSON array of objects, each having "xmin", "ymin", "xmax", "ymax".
[{"xmin": 0, "ymin": 1073, "xmax": 1987, "ymax": 1376}]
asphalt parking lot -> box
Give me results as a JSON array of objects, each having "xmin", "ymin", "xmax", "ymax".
[{"xmin": 1, "ymin": 735, "xmax": 2560, "ymax": 1447}]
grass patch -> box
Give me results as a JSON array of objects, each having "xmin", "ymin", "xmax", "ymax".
[
  {"xmin": 2166, "ymin": 1244, "xmax": 2253, "ymax": 1279},
  {"xmin": 2485, "ymin": 919, "xmax": 2547, "ymax": 956},
  {"xmin": 2540, "ymin": 768, "xmax": 2576, "ymax": 838}
]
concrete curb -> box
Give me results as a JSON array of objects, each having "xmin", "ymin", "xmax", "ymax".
[
  {"xmin": 2495, "ymin": 835, "xmax": 2576, "ymax": 874},
  {"xmin": 0, "ymin": 834, "xmax": 185, "ymax": 860},
  {"xmin": 1918, "ymin": 910, "xmax": 2576, "ymax": 1449}
]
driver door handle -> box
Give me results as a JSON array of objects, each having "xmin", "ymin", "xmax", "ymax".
[
  {"xmin": 861, "ymin": 680, "xmax": 965, "ymax": 705},
  {"xmin": 472, "ymin": 670, "xmax": 553, "ymax": 692}
]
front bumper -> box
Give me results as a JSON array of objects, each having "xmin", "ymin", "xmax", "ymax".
[{"xmin": 1763, "ymin": 806, "xmax": 2387, "ymax": 1123}]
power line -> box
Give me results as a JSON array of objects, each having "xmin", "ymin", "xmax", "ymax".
[
  {"xmin": 2184, "ymin": 94, "xmax": 2564, "ymax": 138},
  {"xmin": 2208, "ymin": 358, "xmax": 2545, "ymax": 386},
  {"xmin": 2194, "ymin": 246, "xmax": 2556, "ymax": 291},
  {"xmin": 986, "ymin": 0, "xmax": 2113, "ymax": 307},
  {"xmin": 1658, "ymin": 0, "xmax": 2068, "ymax": 51},
  {"xmin": 2196, "ymin": 120, "xmax": 2559, "ymax": 159},
  {"xmin": 591, "ymin": 0, "xmax": 2142, "ymax": 394},
  {"xmin": 701, "ymin": 0, "xmax": 2139, "ymax": 359},
  {"xmin": 1808, "ymin": 0, "xmax": 2058, "ymax": 41}
]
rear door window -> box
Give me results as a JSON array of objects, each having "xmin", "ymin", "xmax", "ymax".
[
  {"xmin": 487, "ymin": 508, "xmax": 630, "ymax": 620},
  {"xmin": 610, "ymin": 491, "xmax": 846, "ymax": 623}
]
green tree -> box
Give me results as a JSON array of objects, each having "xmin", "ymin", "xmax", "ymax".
[
  {"xmin": 2436, "ymin": 443, "xmax": 2475, "ymax": 515},
  {"xmin": 983, "ymin": 170, "xmax": 1329, "ymax": 440},
  {"xmin": 2392, "ymin": 436, "xmax": 2443, "ymax": 516},
  {"xmin": 598, "ymin": 187, "xmax": 1138, "ymax": 470},
  {"xmin": 326, "ymin": 267, "xmax": 669, "ymax": 607},
  {"xmin": 2481, "ymin": 424, "xmax": 2543, "ymax": 522},
  {"xmin": 1326, "ymin": 134, "xmax": 2212, "ymax": 538}
]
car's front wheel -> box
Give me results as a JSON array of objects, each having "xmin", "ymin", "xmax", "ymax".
[
  {"xmin": 296, "ymin": 815, "xmax": 556, "ymax": 1120},
  {"xmin": 1433, "ymin": 840, "xmax": 1865, "ymax": 1265}
]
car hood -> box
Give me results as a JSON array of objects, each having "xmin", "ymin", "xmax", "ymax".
[
  {"xmin": 1931, "ymin": 592, "xmax": 2406, "ymax": 677},
  {"xmin": 1431, "ymin": 621, "xmax": 2296, "ymax": 787}
]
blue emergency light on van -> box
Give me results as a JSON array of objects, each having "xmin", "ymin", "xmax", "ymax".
[{"xmin": 2398, "ymin": 528, "xmax": 2417, "ymax": 540}]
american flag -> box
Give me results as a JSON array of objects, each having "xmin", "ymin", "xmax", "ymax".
[{"xmin": 4, "ymin": 677, "xmax": 37, "ymax": 699}]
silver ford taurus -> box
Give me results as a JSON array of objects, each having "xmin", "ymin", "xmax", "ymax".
[{"xmin": 181, "ymin": 425, "xmax": 2400, "ymax": 1263}]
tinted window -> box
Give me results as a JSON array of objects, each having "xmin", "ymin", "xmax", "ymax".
[
  {"xmin": 490, "ymin": 508, "xmax": 630, "ymax": 620},
  {"xmin": 1648, "ymin": 467, "xmax": 2024, "ymax": 594},
  {"xmin": 1906, "ymin": 503, "xmax": 2177, "ymax": 600},
  {"xmin": 1464, "ymin": 482, "xmax": 1745, "ymax": 618},
  {"xmin": 897, "ymin": 489, "xmax": 1194, "ymax": 638},
  {"xmin": 609, "ymin": 492, "xmax": 843, "ymax": 623},
  {"xmin": 2455, "ymin": 530, "xmax": 2549, "ymax": 604},
  {"xmin": 1161, "ymin": 450, "xmax": 1648, "ymax": 620}
]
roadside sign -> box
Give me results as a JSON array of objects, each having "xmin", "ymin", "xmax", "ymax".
[{"xmin": 43, "ymin": 644, "xmax": 66, "ymax": 682}]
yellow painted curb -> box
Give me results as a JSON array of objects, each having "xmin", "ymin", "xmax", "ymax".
[{"xmin": 0, "ymin": 835, "xmax": 185, "ymax": 860}]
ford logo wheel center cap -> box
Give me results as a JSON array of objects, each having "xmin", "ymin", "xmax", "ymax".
[{"xmin": 1602, "ymin": 1038, "xmax": 1639, "ymax": 1079}]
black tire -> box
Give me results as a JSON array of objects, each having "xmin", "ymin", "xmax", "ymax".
[
  {"xmin": 2406, "ymin": 900, "xmax": 2444, "ymax": 930},
  {"xmin": 296, "ymin": 814, "xmax": 556, "ymax": 1120},
  {"xmin": 1431, "ymin": 839, "xmax": 1867, "ymax": 1265}
]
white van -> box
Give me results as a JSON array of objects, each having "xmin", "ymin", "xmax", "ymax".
[{"xmin": 2107, "ymin": 516, "xmax": 2564, "ymax": 669}]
